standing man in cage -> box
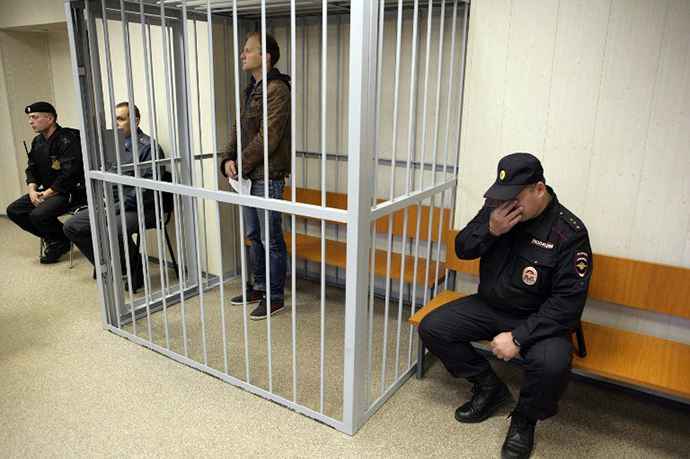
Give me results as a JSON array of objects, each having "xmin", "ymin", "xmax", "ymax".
[
  {"xmin": 6, "ymin": 102, "xmax": 86, "ymax": 264},
  {"xmin": 220, "ymin": 31, "xmax": 291, "ymax": 321},
  {"xmin": 418, "ymin": 153, "xmax": 592, "ymax": 459},
  {"xmin": 64, "ymin": 102, "xmax": 166, "ymax": 293}
]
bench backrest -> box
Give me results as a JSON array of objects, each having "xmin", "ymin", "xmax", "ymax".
[
  {"xmin": 284, "ymin": 187, "xmax": 450, "ymax": 243},
  {"xmin": 444, "ymin": 229, "xmax": 690, "ymax": 319}
]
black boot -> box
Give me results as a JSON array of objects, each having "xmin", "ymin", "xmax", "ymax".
[
  {"xmin": 501, "ymin": 405, "xmax": 536, "ymax": 459},
  {"xmin": 455, "ymin": 368, "xmax": 513, "ymax": 423}
]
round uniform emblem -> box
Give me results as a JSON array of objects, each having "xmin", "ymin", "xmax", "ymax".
[
  {"xmin": 522, "ymin": 266, "xmax": 538, "ymax": 286},
  {"xmin": 499, "ymin": 170, "xmax": 506, "ymax": 181}
]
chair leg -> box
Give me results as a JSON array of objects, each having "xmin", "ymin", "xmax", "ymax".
[
  {"xmin": 417, "ymin": 338, "xmax": 426, "ymax": 379},
  {"xmin": 69, "ymin": 243, "xmax": 74, "ymax": 269},
  {"xmin": 39, "ymin": 237, "xmax": 44, "ymax": 258},
  {"xmin": 575, "ymin": 321, "xmax": 587, "ymax": 358},
  {"xmin": 164, "ymin": 226, "xmax": 179, "ymax": 279}
]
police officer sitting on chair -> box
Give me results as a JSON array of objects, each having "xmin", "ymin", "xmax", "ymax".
[
  {"xmin": 64, "ymin": 102, "xmax": 165, "ymax": 292},
  {"xmin": 418, "ymin": 153, "xmax": 593, "ymax": 459},
  {"xmin": 6, "ymin": 102, "xmax": 85, "ymax": 264}
]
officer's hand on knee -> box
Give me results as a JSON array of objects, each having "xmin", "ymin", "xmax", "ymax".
[
  {"xmin": 29, "ymin": 189, "xmax": 42, "ymax": 207},
  {"xmin": 491, "ymin": 332, "xmax": 520, "ymax": 361}
]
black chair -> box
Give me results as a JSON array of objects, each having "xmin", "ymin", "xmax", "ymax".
[{"xmin": 127, "ymin": 171, "xmax": 179, "ymax": 293}]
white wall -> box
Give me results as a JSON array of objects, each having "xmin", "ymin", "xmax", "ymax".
[{"xmin": 457, "ymin": 0, "xmax": 690, "ymax": 343}]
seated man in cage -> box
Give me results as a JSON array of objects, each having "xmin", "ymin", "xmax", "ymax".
[
  {"xmin": 418, "ymin": 153, "xmax": 592, "ymax": 459},
  {"xmin": 64, "ymin": 102, "xmax": 167, "ymax": 292},
  {"xmin": 220, "ymin": 31, "xmax": 291, "ymax": 321},
  {"xmin": 6, "ymin": 102, "xmax": 86, "ymax": 264}
]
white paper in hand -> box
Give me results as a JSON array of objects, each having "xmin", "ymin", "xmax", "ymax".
[{"xmin": 229, "ymin": 176, "xmax": 251, "ymax": 195}]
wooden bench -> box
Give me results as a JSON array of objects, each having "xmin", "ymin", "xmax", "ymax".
[
  {"xmin": 243, "ymin": 187, "xmax": 450, "ymax": 289},
  {"xmin": 409, "ymin": 229, "xmax": 690, "ymax": 401}
]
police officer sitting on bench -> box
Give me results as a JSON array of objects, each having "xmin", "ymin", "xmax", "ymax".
[
  {"xmin": 418, "ymin": 153, "xmax": 593, "ymax": 459},
  {"xmin": 6, "ymin": 102, "xmax": 85, "ymax": 264}
]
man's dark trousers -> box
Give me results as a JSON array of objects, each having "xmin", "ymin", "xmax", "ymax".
[
  {"xmin": 6, "ymin": 193, "xmax": 76, "ymax": 243},
  {"xmin": 418, "ymin": 294, "xmax": 572, "ymax": 421},
  {"xmin": 63, "ymin": 206, "xmax": 156, "ymax": 270}
]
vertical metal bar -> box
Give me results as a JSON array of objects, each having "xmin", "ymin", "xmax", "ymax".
[
  {"xmin": 207, "ymin": 0, "xmax": 230, "ymax": 375},
  {"xmin": 161, "ymin": 0, "xmax": 190, "ymax": 358},
  {"xmin": 319, "ymin": 0, "xmax": 328, "ymax": 415},
  {"xmin": 407, "ymin": 0, "xmax": 435, "ymax": 357},
  {"xmin": 65, "ymin": 1, "xmax": 111, "ymax": 329},
  {"xmin": 334, "ymin": 16, "xmax": 341, "ymax": 283},
  {"xmin": 139, "ymin": 0, "xmax": 172, "ymax": 350},
  {"xmin": 421, "ymin": 0, "xmax": 447, "ymax": 311},
  {"xmin": 224, "ymin": 18, "xmax": 239, "ymax": 277},
  {"xmin": 99, "ymin": 0, "xmax": 127, "ymax": 330},
  {"xmin": 388, "ymin": 0, "xmax": 405, "ymax": 379},
  {"xmin": 181, "ymin": 0, "xmax": 209, "ymax": 367},
  {"xmin": 366, "ymin": 224, "xmax": 376, "ymax": 406},
  {"xmin": 432, "ymin": 0, "xmax": 458, "ymax": 298},
  {"xmin": 118, "ymin": 0, "xmax": 142, "ymax": 337},
  {"xmin": 342, "ymin": 0, "xmax": 377, "ymax": 434},
  {"xmin": 443, "ymin": 3, "xmax": 468, "ymax": 287},
  {"xmin": 192, "ymin": 17, "xmax": 211, "ymax": 285},
  {"xmin": 290, "ymin": 0, "xmax": 298, "ymax": 404},
  {"xmin": 82, "ymin": 2, "xmax": 114, "ymax": 325},
  {"xmin": 395, "ymin": 0, "xmax": 421, "ymax": 380},
  {"xmin": 231, "ymin": 0, "xmax": 252, "ymax": 384},
  {"xmin": 122, "ymin": 1, "xmax": 156, "ymax": 344},
  {"xmin": 260, "ymin": 0, "xmax": 275, "ymax": 393}
]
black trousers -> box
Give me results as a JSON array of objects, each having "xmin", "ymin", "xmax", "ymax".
[
  {"xmin": 6, "ymin": 193, "xmax": 82, "ymax": 243},
  {"xmin": 418, "ymin": 293, "xmax": 572, "ymax": 421},
  {"xmin": 63, "ymin": 206, "xmax": 156, "ymax": 272}
]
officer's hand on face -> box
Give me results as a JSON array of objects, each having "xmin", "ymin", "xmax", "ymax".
[
  {"xmin": 489, "ymin": 200, "xmax": 523, "ymax": 236},
  {"xmin": 225, "ymin": 160, "xmax": 238, "ymax": 180},
  {"xmin": 29, "ymin": 189, "xmax": 42, "ymax": 207},
  {"xmin": 491, "ymin": 332, "xmax": 520, "ymax": 361}
]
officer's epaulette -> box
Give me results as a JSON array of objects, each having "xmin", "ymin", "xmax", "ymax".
[
  {"xmin": 58, "ymin": 128, "xmax": 80, "ymax": 145},
  {"xmin": 138, "ymin": 135, "xmax": 151, "ymax": 147},
  {"xmin": 558, "ymin": 208, "xmax": 584, "ymax": 232}
]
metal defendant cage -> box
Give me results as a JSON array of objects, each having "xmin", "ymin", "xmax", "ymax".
[{"xmin": 65, "ymin": 0, "xmax": 469, "ymax": 435}]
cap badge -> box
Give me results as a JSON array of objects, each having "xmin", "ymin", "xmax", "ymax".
[
  {"xmin": 499, "ymin": 170, "xmax": 506, "ymax": 181},
  {"xmin": 522, "ymin": 266, "xmax": 538, "ymax": 286}
]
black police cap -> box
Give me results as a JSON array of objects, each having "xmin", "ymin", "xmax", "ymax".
[
  {"xmin": 25, "ymin": 101, "xmax": 56, "ymax": 115},
  {"xmin": 483, "ymin": 152, "xmax": 545, "ymax": 201}
]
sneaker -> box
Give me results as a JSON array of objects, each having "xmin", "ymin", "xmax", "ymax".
[
  {"xmin": 40, "ymin": 240, "xmax": 71, "ymax": 264},
  {"xmin": 249, "ymin": 298, "xmax": 285, "ymax": 320},
  {"xmin": 231, "ymin": 285, "xmax": 265, "ymax": 305}
]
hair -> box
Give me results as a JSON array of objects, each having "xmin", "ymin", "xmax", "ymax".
[
  {"xmin": 247, "ymin": 31, "xmax": 280, "ymax": 68},
  {"xmin": 115, "ymin": 101, "xmax": 140, "ymax": 119},
  {"xmin": 43, "ymin": 112, "xmax": 57, "ymax": 123}
]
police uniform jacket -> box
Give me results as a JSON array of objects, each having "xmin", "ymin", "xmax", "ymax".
[
  {"xmin": 454, "ymin": 187, "xmax": 592, "ymax": 348},
  {"xmin": 25, "ymin": 125, "xmax": 83, "ymax": 195},
  {"xmin": 113, "ymin": 129, "xmax": 163, "ymax": 214}
]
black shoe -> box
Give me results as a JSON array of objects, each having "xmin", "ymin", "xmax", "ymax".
[
  {"xmin": 249, "ymin": 298, "xmax": 285, "ymax": 320},
  {"xmin": 455, "ymin": 368, "xmax": 513, "ymax": 423},
  {"xmin": 40, "ymin": 240, "xmax": 71, "ymax": 264},
  {"xmin": 231, "ymin": 284, "xmax": 265, "ymax": 305},
  {"xmin": 501, "ymin": 406, "xmax": 536, "ymax": 459},
  {"xmin": 124, "ymin": 274, "xmax": 144, "ymax": 294}
]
